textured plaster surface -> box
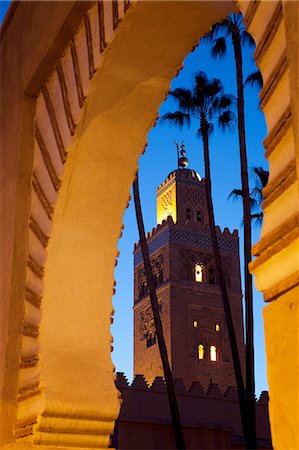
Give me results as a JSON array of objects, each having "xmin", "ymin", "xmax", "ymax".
[
  {"xmin": 1, "ymin": 0, "xmax": 236, "ymax": 446},
  {"xmin": 263, "ymin": 288, "xmax": 299, "ymax": 450}
]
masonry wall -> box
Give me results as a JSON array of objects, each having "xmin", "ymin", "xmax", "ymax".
[{"xmin": 113, "ymin": 373, "xmax": 272, "ymax": 450}]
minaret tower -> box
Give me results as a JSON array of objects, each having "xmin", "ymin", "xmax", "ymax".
[{"xmin": 133, "ymin": 144, "xmax": 245, "ymax": 389}]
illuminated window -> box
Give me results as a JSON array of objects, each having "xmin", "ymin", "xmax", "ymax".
[
  {"xmin": 215, "ymin": 324, "xmax": 220, "ymax": 332},
  {"xmin": 197, "ymin": 210, "xmax": 202, "ymax": 222},
  {"xmin": 210, "ymin": 345, "xmax": 217, "ymax": 361},
  {"xmin": 195, "ymin": 264, "xmax": 203, "ymax": 283},
  {"xmin": 186, "ymin": 208, "xmax": 191, "ymax": 220},
  {"xmin": 193, "ymin": 320, "xmax": 198, "ymax": 328},
  {"xmin": 198, "ymin": 344, "xmax": 204, "ymax": 360}
]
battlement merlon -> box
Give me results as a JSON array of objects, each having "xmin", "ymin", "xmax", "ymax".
[
  {"xmin": 115, "ymin": 373, "xmax": 269, "ymax": 405},
  {"xmin": 134, "ymin": 216, "xmax": 174, "ymax": 251},
  {"xmin": 133, "ymin": 216, "xmax": 239, "ymax": 254}
]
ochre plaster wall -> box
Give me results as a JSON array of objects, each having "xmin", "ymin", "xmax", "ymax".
[
  {"xmin": 0, "ymin": 1, "xmax": 92, "ymax": 441},
  {"xmin": 1, "ymin": 1, "xmax": 237, "ymax": 448},
  {"xmin": 1, "ymin": 0, "xmax": 298, "ymax": 448},
  {"xmin": 237, "ymin": 1, "xmax": 299, "ymax": 449}
]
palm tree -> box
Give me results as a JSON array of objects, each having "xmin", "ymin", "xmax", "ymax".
[
  {"xmin": 229, "ymin": 166, "xmax": 269, "ymax": 227},
  {"xmin": 205, "ymin": 15, "xmax": 257, "ymax": 448},
  {"xmin": 245, "ymin": 70, "xmax": 263, "ymax": 89},
  {"xmin": 161, "ymin": 71, "xmax": 249, "ymax": 444},
  {"xmin": 133, "ymin": 174, "xmax": 186, "ymax": 450}
]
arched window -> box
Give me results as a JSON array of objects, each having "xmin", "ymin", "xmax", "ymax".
[
  {"xmin": 195, "ymin": 264, "xmax": 203, "ymax": 283},
  {"xmin": 198, "ymin": 344, "xmax": 204, "ymax": 360},
  {"xmin": 186, "ymin": 208, "xmax": 191, "ymax": 220},
  {"xmin": 215, "ymin": 323, "xmax": 220, "ymax": 332},
  {"xmin": 210, "ymin": 345, "xmax": 217, "ymax": 361},
  {"xmin": 193, "ymin": 320, "xmax": 198, "ymax": 328},
  {"xmin": 196, "ymin": 210, "xmax": 202, "ymax": 222}
]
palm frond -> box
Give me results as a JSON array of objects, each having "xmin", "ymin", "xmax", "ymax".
[
  {"xmin": 208, "ymin": 94, "xmax": 234, "ymax": 118},
  {"xmin": 250, "ymin": 166, "xmax": 269, "ymax": 189},
  {"xmin": 219, "ymin": 93, "xmax": 235, "ymax": 109},
  {"xmin": 194, "ymin": 71, "xmax": 208, "ymax": 90},
  {"xmin": 206, "ymin": 78, "xmax": 223, "ymax": 98},
  {"xmin": 211, "ymin": 37, "xmax": 227, "ymax": 58},
  {"xmin": 250, "ymin": 187, "xmax": 263, "ymax": 207},
  {"xmin": 207, "ymin": 122, "xmax": 214, "ymax": 136},
  {"xmin": 218, "ymin": 110, "xmax": 235, "ymax": 132},
  {"xmin": 245, "ymin": 70, "xmax": 263, "ymax": 89},
  {"xmin": 228, "ymin": 189, "xmax": 258, "ymax": 212},
  {"xmin": 231, "ymin": 13, "xmax": 243, "ymax": 29},
  {"xmin": 228, "ymin": 189, "xmax": 243, "ymax": 201},
  {"xmin": 160, "ymin": 111, "xmax": 190, "ymax": 129},
  {"xmin": 241, "ymin": 30, "xmax": 256, "ymax": 47},
  {"xmin": 250, "ymin": 212, "xmax": 263, "ymax": 227},
  {"xmin": 169, "ymin": 88, "xmax": 194, "ymax": 113},
  {"xmin": 196, "ymin": 122, "xmax": 213, "ymax": 139},
  {"xmin": 204, "ymin": 20, "xmax": 230, "ymax": 41},
  {"xmin": 209, "ymin": 97, "xmax": 219, "ymax": 118},
  {"xmin": 193, "ymin": 72, "xmax": 209, "ymax": 107}
]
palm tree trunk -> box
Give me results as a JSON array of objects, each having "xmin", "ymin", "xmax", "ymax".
[
  {"xmin": 133, "ymin": 174, "xmax": 186, "ymax": 450},
  {"xmin": 201, "ymin": 126, "xmax": 248, "ymax": 442},
  {"xmin": 232, "ymin": 29, "xmax": 257, "ymax": 449}
]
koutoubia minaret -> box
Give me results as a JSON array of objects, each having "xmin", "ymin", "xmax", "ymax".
[{"xmin": 133, "ymin": 143, "xmax": 245, "ymax": 390}]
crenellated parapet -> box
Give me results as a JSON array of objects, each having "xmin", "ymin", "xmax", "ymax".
[
  {"xmin": 156, "ymin": 169, "xmax": 203, "ymax": 194},
  {"xmin": 134, "ymin": 216, "xmax": 174, "ymax": 250},
  {"xmin": 116, "ymin": 373, "xmax": 269, "ymax": 405},
  {"xmin": 134, "ymin": 217, "xmax": 240, "ymax": 267}
]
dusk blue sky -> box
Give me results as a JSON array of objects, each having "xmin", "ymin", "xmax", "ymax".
[
  {"xmin": 1, "ymin": 3, "xmax": 269, "ymax": 395},
  {"xmin": 111, "ymin": 25, "xmax": 269, "ymax": 395}
]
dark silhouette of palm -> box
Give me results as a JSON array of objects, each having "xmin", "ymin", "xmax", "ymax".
[
  {"xmin": 245, "ymin": 70, "xmax": 263, "ymax": 89},
  {"xmin": 161, "ymin": 71, "xmax": 248, "ymax": 441},
  {"xmin": 133, "ymin": 175, "xmax": 185, "ymax": 449},
  {"xmin": 229, "ymin": 166, "xmax": 269, "ymax": 226},
  {"xmin": 205, "ymin": 14, "xmax": 258, "ymax": 448}
]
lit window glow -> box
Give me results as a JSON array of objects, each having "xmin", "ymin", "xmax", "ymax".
[
  {"xmin": 195, "ymin": 264, "xmax": 203, "ymax": 283},
  {"xmin": 193, "ymin": 320, "xmax": 198, "ymax": 328},
  {"xmin": 210, "ymin": 345, "xmax": 217, "ymax": 361},
  {"xmin": 198, "ymin": 344, "xmax": 204, "ymax": 360},
  {"xmin": 215, "ymin": 324, "xmax": 220, "ymax": 332}
]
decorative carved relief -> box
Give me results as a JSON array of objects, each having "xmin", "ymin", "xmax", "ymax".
[
  {"xmin": 140, "ymin": 297, "xmax": 163, "ymax": 346},
  {"xmin": 160, "ymin": 190, "xmax": 173, "ymax": 218},
  {"xmin": 138, "ymin": 254, "xmax": 164, "ymax": 297},
  {"xmin": 183, "ymin": 186, "xmax": 205, "ymax": 208}
]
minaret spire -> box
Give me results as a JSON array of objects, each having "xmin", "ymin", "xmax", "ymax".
[{"xmin": 174, "ymin": 140, "xmax": 189, "ymax": 169}]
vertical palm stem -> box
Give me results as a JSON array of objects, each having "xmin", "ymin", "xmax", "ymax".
[
  {"xmin": 133, "ymin": 174, "xmax": 186, "ymax": 450},
  {"xmin": 232, "ymin": 29, "xmax": 256, "ymax": 449},
  {"xmin": 201, "ymin": 123, "xmax": 248, "ymax": 440}
]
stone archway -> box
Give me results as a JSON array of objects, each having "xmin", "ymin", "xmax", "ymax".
[{"xmin": 0, "ymin": 1, "xmax": 298, "ymax": 449}]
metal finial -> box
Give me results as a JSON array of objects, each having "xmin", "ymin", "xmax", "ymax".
[
  {"xmin": 174, "ymin": 139, "xmax": 180, "ymax": 169},
  {"xmin": 178, "ymin": 140, "xmax": 188, "ymax": 169}
]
